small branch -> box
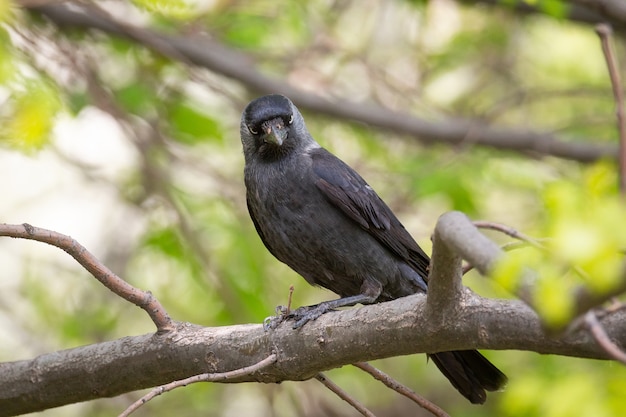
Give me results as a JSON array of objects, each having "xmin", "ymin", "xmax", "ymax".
[
  {"xmin": 0, "ymin": 223, "xmax": 174, "ymax": 333},
  {"xmin": 435, "ymin": 213, "xmax": 504, "ymax": 276},
  {"xmin": 353, "ymin": 362, "xmax": 450, "ymax": 417},
  {"xmin": 119, "ymin": 353, "xmax": 278, "ymax": 417},
  {"xmin": 473, "ymin": 220, "xmax": 546, "ymax": 249},
  {"xmin": 465, "ymin": 220, "xmax": 546, "ymax": 275},
  {"xmin": 584, "ymin": 311, "xmax": 626, "ymax": 365},
  {"xmin": 572, "ymin": 264, "xmax": 626, "ymax": 317},
  {"xmin": 595, "ymin": 23, "xmax": 626, "ymax": 194},
  {"xmin": 428, "ymin": 212, "xmax": 505, "ymax": 318},
  {"xmin": 315, "ymin": 373, "xmax": 376, "ymax": 417},
  {"xmin": 427, "ymin": 215, "xmax": 464, "ymax": 317}
]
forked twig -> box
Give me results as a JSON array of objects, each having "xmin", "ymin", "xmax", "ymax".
[
  {"xmin": 463, "ymin": 221, "xmax": 544, "ymax": 275},
  {"xmin": 584, "ymin": 311, "xmax": 626, "ymax": 365},
  {"xmin": 353, "ymin": 362, "xmax": 450, "ymax": 417},
  {"xmin": 315, "ymin": 373, "xmax": 377, "ymax": 417},
  {"xmin": 0, "ymin": 223, "xmax": 174, "ymax": 333},
  {"xmin": 118, "ymin": 353, "xmax": 278, "ymax": 417}
]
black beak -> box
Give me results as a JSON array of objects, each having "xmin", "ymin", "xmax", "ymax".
[{"xmin": 261, "ymin": 117, "xmax": 288, "ymax": 146}]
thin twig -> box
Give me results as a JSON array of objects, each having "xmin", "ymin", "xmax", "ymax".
[
  {"xmin": 584, "ymin": 311, "xmax": 626, "ymax": 365},
  {"xmin": 286, "ymin": 284, "xmax": 295, "ymax": 315},
  {"xmin": 596, "ymin": 23, "xmax": 626, "ymax": 194},
  {"xmin": 118, "ymin": 353, "xmax": 278, "ymax": 417},
  {"xmin": 353, "ymin": 362, "xmax": 450, "ymax": 417},
  {"xmin": 473, "ymin": 220, "xmax": 545, "ymax": 249},
  {"xmin": 0, "ymin": 223, "xmax": 174, "ymax": 333},
  {"xmin": 463, "ymin": 240, "xmax": 534, "ymax": 274},
  {"xmin": 315, "ymin": 373, "xmax": 377, "ymax": 417}
]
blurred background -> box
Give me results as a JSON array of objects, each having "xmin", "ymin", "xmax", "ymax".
[{"xmin": 1, "ymin": 0, "xmax": 626, "ymax": 416}]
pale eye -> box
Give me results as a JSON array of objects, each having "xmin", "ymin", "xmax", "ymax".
[
  {"xmin": 248, "ymin": 125, "xmax": 258, "ymax": 135},
  {"xmin": 288, "ymin": 114, "xmax": 293, "ymax": 125}
]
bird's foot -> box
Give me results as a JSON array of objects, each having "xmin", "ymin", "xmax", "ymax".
[
  {"xmin": 263, "ymin": 305, "xmax": 291, "ymax": 331},
  {"xmin": 290, "ymin": 303, "xmax": 333, "ymax": 329},
  {"xmin": 263, "ymin": 303, "xmax": 334, "ymax": 330}
]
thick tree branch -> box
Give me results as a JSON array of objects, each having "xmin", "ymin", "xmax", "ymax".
[
  {"xmin": 1, "ymin": 296, "xmax": 625, "ymax": 416},
  {"xmin": 22, "ymin": 2, "xmax": 618, "ymax": 163}
]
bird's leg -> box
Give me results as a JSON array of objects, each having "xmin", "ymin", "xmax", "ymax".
[
  {"xmin": 291, "ymin": 279, "xmax": 383, "ymax": 328},
  {"xmin": 291, "ymin": 293, "xmax": 377, "ymax": 328}
]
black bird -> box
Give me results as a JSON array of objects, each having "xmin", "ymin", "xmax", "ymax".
[{"xmin": 240, "ymin": 94, "xmax": 507, "ymax": 404}]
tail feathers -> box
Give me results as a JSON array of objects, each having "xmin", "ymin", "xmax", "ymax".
[{"xmin": 429, "ymin": 350, "xmax": 507, "ymax": 404}]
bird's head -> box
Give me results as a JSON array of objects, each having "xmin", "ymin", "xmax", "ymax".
[{"xmin": 240, "ymin": 94, "xmax": 316, "ymax": 162}]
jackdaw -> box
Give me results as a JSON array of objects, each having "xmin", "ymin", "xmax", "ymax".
[{"xmin": 240, "ymin": 94, "xmax": 507, "ymax": 404}]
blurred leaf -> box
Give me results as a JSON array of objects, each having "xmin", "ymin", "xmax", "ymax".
[
  {"xmin": 0, "ymin": 27, "xmax": 15, "ymax": 83},
  {"xmin": 532, "ymin": 270, "xmax": 575, "ymax": 328},
  {"xmin": 169, "ymin": 101, "xmax": 223, "ymax": 144},
  {"xmin": 0, "ymin": 79, "xmax": 62, "ymax": 151},
  {"xmin": 412, "ymin": 164, "xmax": 478, "ymax": 213},
  {"xmin": 67, "ymin": 92, "xmax": 89, "ymax": 115},
  {"xmin": 115, "ymin": 83, "xmax": 156, "ymax": 115},
  {"xmin": 142, "ymin": 226, "xmax": 187, "ymax": 260},
  {"xmin": 132, "ymin": 0, "xmax": 198, "ymax": 19}
]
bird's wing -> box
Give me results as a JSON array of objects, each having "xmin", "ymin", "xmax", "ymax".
[
  {"xmin": 246, "ymin": 194, "xmax": 281, "ymax": 260},
  {"xmin": 310, "ymin": 149, "xmax": 430, "ymax": 278}
]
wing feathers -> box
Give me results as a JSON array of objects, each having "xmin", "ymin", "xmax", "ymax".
[{"xmin": 311, "ymin": 149, "xmax": 429, "ymax": 277}]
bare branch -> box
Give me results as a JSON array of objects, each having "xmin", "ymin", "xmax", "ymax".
[
  {"xmin": 353, "ymin": 362, "xmax": 450, "ymax": 417},
  {"xmin": 0, "ymin": 223, "xmax": 174, "ymax": 333},
  {"xmin": 595, "ymin": 23, "xmax": 626, "ymax": 194},
  {"xmin": 457, "ymin": 0, "xmax": 626, "ymax": 32},
  {"xmin": 3, "ymin": 293, "xmax": 626, "ymax": 415},
  {"xmin": 584, "ymin": 310, "xmax": 626, "ymax": 365},
  {"xmin": 21, "ymin": 2, "xmax": 618, "ymax": 163},
  {"xmin": 119, "ymin": 353, "xmax": 278, "ymax": 417},
  {"xmin": 315, "ymin": 373, "xmax": 376, "ymax": 417}
]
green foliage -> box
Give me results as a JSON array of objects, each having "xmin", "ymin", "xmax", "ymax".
[
  {"xmin": 168, "ymin": 101, "xmax": 224, "ymax": 144},
  {"xmin": 493, "ymin": 162, "xmax": 626, "ymax": 327},
  {"xmin": 115, "ymin": 83, "xmax": 158, "ymax": 115},
  {"xmin": 0, "ymin": 13, "xmax": 63, "ymax": 151},
  {"xmin": 207, "ymin": 1, "xmax": 309, "ymax": 50},
  {"xmin": 132, "ymin": 0, "xmax": 199, "ymax": 19},
  {"xmin": 499, "ymin": 0, "xmax": 568, "ymax": 18},
  {"xmin": 500, "ymin": 355, "xmax": 626, "ymax": 417}
]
